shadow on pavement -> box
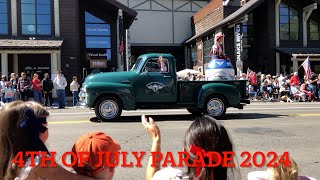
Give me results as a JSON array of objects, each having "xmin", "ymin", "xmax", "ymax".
[{"xmin": 90, "ymin": 113, "xmax": 287, "ymax": 123}]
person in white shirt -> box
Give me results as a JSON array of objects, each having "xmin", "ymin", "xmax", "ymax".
[
  {"xmin": 70, "ymin": 76, "xmax": 80, "ymax": 106},
  {"xmin": 53, "ymin": 71, "xmax": 67, "ymax": 109}
]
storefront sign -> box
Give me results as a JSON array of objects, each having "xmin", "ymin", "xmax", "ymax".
[
  {"xmin": 87, "ymin": 49, "xmax": 111, "ymax": 61},
  {"xmin": 235, "ymin": 24, "xmax": 243, "ymax": 63},
  {"xmin": 85, "ymin": 24, "xmax": 110, "ymax": 36},
  {"xmin": 90, "ymin": 60, "xmax": 107, "ymax": 68},
  {"xmin": 86, "ymin": 37, "xmax": 111, "ymax": 49}
]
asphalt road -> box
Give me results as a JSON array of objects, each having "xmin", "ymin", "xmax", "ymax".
[{"xmin": 46, "ymin": 102, "xmax": 320, "ymax": 180}]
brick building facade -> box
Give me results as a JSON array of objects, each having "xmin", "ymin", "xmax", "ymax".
[{"xmin": 186, "ymin": 0, "xmax": 320, "ymax": 76}]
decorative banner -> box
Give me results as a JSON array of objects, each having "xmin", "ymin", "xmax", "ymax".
[
  {"xmin": 235, "ymin": 23, "xmax": 243, "ymax": 76},
  {"xmin": 90, "ymin": 60, "xmax": 107, "ymax": 68},
  {"xmin": 235, "ymin": 24, "xmax": 243, "ymax": 63}
]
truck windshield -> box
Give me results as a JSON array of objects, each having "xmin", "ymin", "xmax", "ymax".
[{"xmin": 131, "ymin": 58, "xmax": 143, "ymax": 71}]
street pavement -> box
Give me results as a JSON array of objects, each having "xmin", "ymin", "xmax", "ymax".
[{"xmin": 46, "ymin": 102, "xmax": 320, "ymax": 180}]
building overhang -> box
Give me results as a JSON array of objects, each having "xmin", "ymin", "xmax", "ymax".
[
  {"xmin": 0, "ymin": 38, "xmax": 63, "ymax": 50},
  {"xmin": 186, "ymin": 0, "xmax": 264, "ymax": 44},
  {"xmin": 90, "ymin": 0, "xmax": 138, "ymax": 26},
  {"xmin": 275, "ymin": 47, "xmax": 320, "ymax": 60}
]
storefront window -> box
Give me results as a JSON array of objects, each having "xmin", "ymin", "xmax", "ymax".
[
  {"xmin": 85, "ymin": 11, "xmax": 111, "ymax": 65},
  {"xmin": 0, "ymin": 0, "xmax": 8, "ymax": 35},
  {"xmin": 203, "ymin": 35, "xmax": 214, "ymax": 64},
  {"xmin": 21, "ymin": 0, "xmax": 51, "ymax": 35},
  {"xmin": 279, "ymin": 2, "xmax": 299, "ymax": 40},
  {"xmin": 191, "ymin": 45, "xmax": 198, "ymax": 66},
  {"xmin": 310, "ymin": 20, "xmax": 319, "ymax": 41}
]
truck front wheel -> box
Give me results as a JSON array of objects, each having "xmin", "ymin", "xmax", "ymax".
[
  {"xmin": 187, "ymin": 108, "xmax": 203, "ymax": 116},
  {"xmin": 204, "ymin": 95, "xmax": 226, "ymax": 119},
  {"xmin": 95, "ymin": 96, "xmax": 122, "ymax": 122}
]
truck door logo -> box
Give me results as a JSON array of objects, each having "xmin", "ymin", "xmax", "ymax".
[{"xmin": 146, "ymin": 82, "xmax": 165, "ymax": 92}]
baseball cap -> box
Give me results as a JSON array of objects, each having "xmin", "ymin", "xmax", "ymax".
[{"xmin": 71, "ymin": 131, "xmax": 121, "ymax": 176}]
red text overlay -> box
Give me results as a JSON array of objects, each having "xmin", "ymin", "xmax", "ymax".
[{"xmin": 13, "ymin": 151, "xmax": 290, "ymax": 168}]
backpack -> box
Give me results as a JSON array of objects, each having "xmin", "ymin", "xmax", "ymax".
[{"xmin": 47, "ymin": 80, "xmax": 54, "ymax": 90}]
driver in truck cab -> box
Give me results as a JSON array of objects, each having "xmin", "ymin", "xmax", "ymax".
[{"xmin": 145, "ymin": 56, "xmax": 168, "ymax": 73}]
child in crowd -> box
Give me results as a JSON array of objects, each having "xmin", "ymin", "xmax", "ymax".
[
  {"xmin": 4, "ymin": 81, "xmax": 15, "ymax": 103},
  {"xmin": 70, "ymin": 76, "xmax": 80, "ymax": 106},
  {"xmin": 247, "ymin": 157, "xmax": 316, "ymax": 180},
  {"xmin": 142, "ymin": 115, "xmax": 239, "ymax": 180},
  {"xmin": 0, "ymin": 101, "xmax": 96, "ymax": 180},
  {"xmin": 71, "ymin": 131, "xmax": 121, "ymax": 180}
]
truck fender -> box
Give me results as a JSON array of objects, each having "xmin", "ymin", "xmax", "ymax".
[
  {"xmin": 196, "ymin": 83, "xmax": 241, "ymax": 108},
  {"xmin": 86, "ymin": 82, "xmax": 136, "ymax": 110}
]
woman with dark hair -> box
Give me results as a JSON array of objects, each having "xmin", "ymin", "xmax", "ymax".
[
  {"xmin": 0, "ymin": 101, "xmax": 95, "ymax": 180},
  {"xmin": 142, "ymin": 115, "xmax": 238, "ymax": 180}
]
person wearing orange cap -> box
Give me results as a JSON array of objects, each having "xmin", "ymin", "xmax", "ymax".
[{"xmin": 71, "ymin": 131, "xmax": 121, "ymax": 180}]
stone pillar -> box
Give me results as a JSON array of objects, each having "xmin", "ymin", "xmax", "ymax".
[
  {"xmin": 1, "ymin": 53, "xmax": 8, "ymax": 77},
  {"xmin": 276, "ymin": 52, "xmax": 280, "ymax": 74},
  {"xmin": 54, "ymin": 0, "xmax": 60, "ymax": 37},
  {"xmin": 292, "ymin": 59, "xmax": 298, "ymax": 72},
  {"xmin": 11, "ymin": 0, "xmax": 18, "ymax": 36},
  {"xmin": 275, "ymin": 0, "xmax": 281, "ymax": 47},
  {"xmin": 51, "ymin": 52, "xmax": 58, "ymax": 98}
]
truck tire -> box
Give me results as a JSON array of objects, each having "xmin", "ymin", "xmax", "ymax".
[
  {"xmin": 95, "ymin": 96, "xmax": 122, "ymax": 122},
  {"xmin": 204, "ymin": 95, "xmax": 226, "ymax": 119},
  {"xmin": 187, "ymin": 108, "xmax": 203, "ymax": 116}
]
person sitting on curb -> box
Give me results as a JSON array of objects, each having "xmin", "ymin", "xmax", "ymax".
[
  {"xmin": 142, "ymin": 115, "xmax": 239, "ymax": 180},
  {"xmin": 300, "ymin": 82, "xmax": 315, "ymax": 102},
  {"xmin": 71, "ymin": 131, "xmax": 121, "ymax": 180},
  {"xmin": 0, "ymin": 101, "xmax": 95, "ymax": 180},
  {"xmin": 291, "ymin": 85, "xmax": 306, "ymax": 102}
]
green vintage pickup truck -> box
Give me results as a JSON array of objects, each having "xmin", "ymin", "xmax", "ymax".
[{"xmin": 80, "ymin": 53, "xmax": 249, "ymax": 121}]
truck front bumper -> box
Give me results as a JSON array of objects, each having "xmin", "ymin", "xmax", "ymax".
[{"xmin": 78, "ymin": 88, "xmax": 88, "ymax": 107}]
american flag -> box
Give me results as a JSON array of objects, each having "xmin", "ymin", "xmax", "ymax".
[
  {"xmin": 247, "ymin": 67, "xmax": 254, "ymax": 79},
  {"xmin": 301, "ymin": 57, "xmax": 311, "ymax": 79}
]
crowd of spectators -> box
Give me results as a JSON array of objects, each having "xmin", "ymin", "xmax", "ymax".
[{"xmin": 243, "ymin": 71, "xmax": 320, "ymax": 102}]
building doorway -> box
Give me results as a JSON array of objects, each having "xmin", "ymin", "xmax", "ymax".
[{"xmin": 18, "ymin": 54, "xmax": 51, "ymax": 80}]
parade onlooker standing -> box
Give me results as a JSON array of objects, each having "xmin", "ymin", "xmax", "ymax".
[
  {"xmin": 17, "ymin": 72, "xmax": 32, "ymax": 101},
  {"xmin": 4, "ymin": 81, "xmax": 15, "ymax": 103},
  {"xmin": 10, "ymin": 73, "xmax": 19, "ymax": 100},
  {"xmin": 249, "ymin": 72, "xmax": 258, "ymax": 91},
  {"xmin": 308, "ymin": 73, "xmax": 318, "ymax": 99},
  {"xmin": 32, "ymin": 73, "xmax": 42, "ymax": 103},
  {"xmin": 290, "ymin": 72, "xmax": 300, "ymax": 86},
  {"xmin": 54, "ymin": 71, "xmax": 67, "ymax": 109},
  {"xmin": 0, "ymin": 75, "xmax": 7, "ymax": 103},
  {"xmin": 70, "ymin": 76, "xmax": 80, "ymax": 106},
  {"xmin": 42, "ymin": 73, "xmax": 54, "ymax": 108}
]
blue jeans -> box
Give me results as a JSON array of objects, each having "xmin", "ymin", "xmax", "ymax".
[
  {"xmin": 72, "ymin": 91, "xmax": 79, "ymax": 106},
  {"xmin": 57, "ymin": 89, "xmax": 66, "ymax": 108},
  {"xmin": 33, "ymin": 90, "xmax": 42, "ymax": 103},
  {"xmin": 308, "ymin": 84, "xmax": 316, "ymax": 93}
]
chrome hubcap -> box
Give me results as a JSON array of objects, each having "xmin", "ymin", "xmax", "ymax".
[
  {"xmin": 207, "ymin": 98, "xmax": 224, "ymax": 116},
  {"xmin": 99, "ymin": 100, "xmax": 118, "ymax": 119}
]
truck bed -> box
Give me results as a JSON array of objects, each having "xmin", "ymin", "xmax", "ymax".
[{"xmin": 177, "ymin": 80, "xmax": 248, "ymax": 103}]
